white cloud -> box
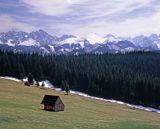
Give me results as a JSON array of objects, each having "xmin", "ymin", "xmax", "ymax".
[
  {"xmin": 1, "ymin": 0, "xmax": 160, "ymax": 37},
  {"xmin": 67, "ymin": 12, "xmax": 160, "ymax": 37},
  {"xmin": 21, "ymin": 0, "xmax": 87, "ymax": 16},
  {"xmin": 42, "ymin": 0, "xmax": 160, "ymax": 37},
  {"xmin": 0, "ymin": 15, "xmax": 36, "ymax": 32},
  {"xmin": 66, "ymin": 0, "xmax": 85, "ymax": 4},
  {"xmin": 76, "ymin": 0, "xmax": 151, "ymax": 20}
]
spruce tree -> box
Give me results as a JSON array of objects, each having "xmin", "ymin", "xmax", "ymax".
[
  {"xmin": 61, "ymin": 80, "xmax": 66, "ymax": 91},
  {"xmin": 28, "ymin": 73, "xmax": 34, "ymax": 85},
  {"xmin": 65, "ymin": 81, "xmax": 70, "ymax": 94}
]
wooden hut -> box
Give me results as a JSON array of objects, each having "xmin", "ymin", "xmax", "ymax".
[{"xmin": 41, "ymin": 95, "xmax": 64, "ymax": 112}]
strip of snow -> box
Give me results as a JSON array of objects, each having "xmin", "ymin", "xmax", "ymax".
[
  {"xmin": 105, "ymin": 34, "xmax": 120, "ymax": 43},
  {"xmin": 6, "ymin": 39, "xmax": 15, "ymax": 46},
  {"xmin": 86, "ymin": 33, "xmax": 106, "ymax": 44},
  {"xmin": 0, "ymin": 76, "xmax": 21, "ymax": 82},
  {"xmin": 124, "ymin": 47, "xmax": 135, "ymax": 51},
  {"xmin": 39, "ymin": 81, "xmax": 56, "ymax": 89},
  {"xmin": 18, "ymin": 39, "xmax": 40, "ymax": 46},
  {"xmin": 108, "ymin": 44, "xmax": 120, "ymax": 50},
  {"xmin": 60, "ymin": 37, "xmax": 85, "ymax": 48},
  {"xmin": 22, "ymin": 78, "xmax": 27, "ymax": 82},
  {"xmin": 40, "ymin": 47, "xmax": 50, "ymax": 53},
  {"xmin": 154, "ymin": 41, "xmax": 160, "ymax": 49},
  {"xmin": 69, "ymin": 91, "xmax": 160, "ymax": 114},
  {"xmin": 44, "ymin": 81, "xmax": 160, "ymax": 114},
  {"xmin": 1, "ymin": 76, "xmax": 160, "ymax": 114},
  {"xmin": 0, "ymin": 40, "xmax": 4, "ymax": 45},
  {"xmin": 48, "ymin": 45, "xmax": 55, "ymax": 52},
  {"xmin": 25, "ymin": 35, "xmax": 28, "ymax": 38}
]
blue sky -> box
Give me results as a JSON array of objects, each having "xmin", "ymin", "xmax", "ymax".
[{"xmin": 0, "ymin": 0, "xmax": 160, "ymax": 37}]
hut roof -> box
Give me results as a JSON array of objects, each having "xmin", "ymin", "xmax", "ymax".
[{"xmin": 41, "ymin": 95, "xmax": 59, "ymax": 104}]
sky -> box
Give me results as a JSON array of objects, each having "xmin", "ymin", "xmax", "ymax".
[{"xmin": 0, "ymin": 0, "xmax": 160, "ymax": 37}]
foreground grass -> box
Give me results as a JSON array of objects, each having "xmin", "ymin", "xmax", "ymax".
[{"xmin": 0, "ymin": 79, "xmax": 160, "ymax": 129}]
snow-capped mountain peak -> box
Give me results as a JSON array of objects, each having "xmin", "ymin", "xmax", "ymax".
[
  {"xmin": 60, "ymin": 37, "xmax": 85, "ymax": 48},
  {"xmin": 86, "ymin": 33, "xmax": 106, "ymax": 44},
  {"xmin": 131, "ymin": 34, "xmax": 160, "ymax": 49},
  {"xmin": 104, "ymin": 34, "xmax": 120, "ymax": 43},
  {"xmin": 59, "ymin": 35, "xmax": 76, "ymax": 41},
  {"xmin": 1, "ymin": 30, "xmax": 160, "ymax": 55}
]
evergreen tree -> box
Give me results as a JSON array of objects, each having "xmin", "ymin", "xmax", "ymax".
[
  {"xmin": 0, "ymin": 50, "xmax": 160, "ymax": 109},
  {"xmin": 42, "ymin": 82, "xmax": 45, "ymax": 87},
  {"xmin": 28, "ymin": 73, "xmax": 34, "ymax": 85},
  {"xmin": 65, "ymin": 80, "xmax": 70, "ymax": 94},
  {"xmin": 61, "ymin": 80, "xmax": 66, "ymax": 91}
]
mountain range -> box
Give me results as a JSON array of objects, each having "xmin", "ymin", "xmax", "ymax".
[{"xmin": 0, "ymin": 30, "xmax": 160, "ymax": 55}]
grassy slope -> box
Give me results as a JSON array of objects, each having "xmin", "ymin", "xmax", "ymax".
[{"xmin": 0, "ymin": 79, "xmax": 160, "ymax": 129}]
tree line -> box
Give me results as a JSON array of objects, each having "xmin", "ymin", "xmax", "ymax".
[{"xmin": 0, "ymin": 50, "xmax": 160, "ymax": 109}]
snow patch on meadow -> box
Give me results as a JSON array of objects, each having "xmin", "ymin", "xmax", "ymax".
[
  {"xmin": 1, "ymin": 76, "xmax": 160, "ymax": 114},
  {"xmin": 70, "ymin": 90, "xmax": 160, "ymax": 113},
  {"xmin": 0, "ymin": 76, "xmax": 21, "ymax": 82}
]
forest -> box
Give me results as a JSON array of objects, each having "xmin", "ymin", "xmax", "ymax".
[{"xmin": 0, "ymin": 50, "xmax": 160, "ymax": 109}]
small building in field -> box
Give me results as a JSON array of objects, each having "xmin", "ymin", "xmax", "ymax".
[{"xmin": 41, "ymin": 95, "xmax": 64, "ymax": 112}]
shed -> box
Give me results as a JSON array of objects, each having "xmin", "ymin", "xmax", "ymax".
[{"xmin": 41, "ymin": 95, "xmax": 64, "ymax": 111}]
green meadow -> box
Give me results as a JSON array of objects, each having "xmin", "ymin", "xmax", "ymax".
[{"xmin": 0, "ymin": 78, "xmax": 160, "ymax": 129}]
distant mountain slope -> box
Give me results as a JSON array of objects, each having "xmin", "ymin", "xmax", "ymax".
[{"xmin": 0, "ymin": 30, "xmax": 160, "ymax": 54}]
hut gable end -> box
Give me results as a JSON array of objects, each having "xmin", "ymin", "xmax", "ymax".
[{"xmin": 55, "ymin": 97, "xmax": 64, "ymax": 105}]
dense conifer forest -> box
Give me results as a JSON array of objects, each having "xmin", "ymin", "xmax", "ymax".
[{"xmin": 0, "ymin": 50, "xmax": 160, "ymax": 109}]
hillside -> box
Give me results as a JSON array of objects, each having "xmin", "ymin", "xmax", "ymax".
[
  {"xmin": 1, "ymin": 51, "xmax": 160, "ymax": 109},
  {"xmin": 0, "ymin": 78, "xmax": 160, "ymax": 129}
]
